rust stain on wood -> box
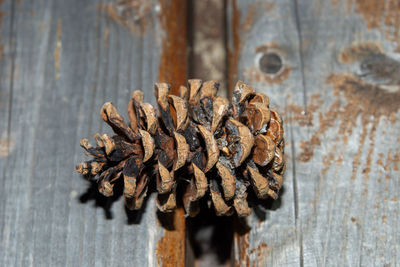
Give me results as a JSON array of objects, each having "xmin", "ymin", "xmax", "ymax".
[
  {"xmin": 157, "ymin": 0, "xmax": 187, "ymax": 95},
  {"xmin": 156, "ymin": 209, "xmax": 185, "ymax": 267},
  {"xmin": 298, "ymin": 42, "xmax": 400, "ymax": 168},
  {"xmin": 228, "ymin": 1, "xmax": 276, "ymax": 96},
  {"xmin": 234, "ymin": 232, "xmax": 250, "ymax": 267},
  {"xmin": 328, "ymin": 74, "xmax": 400, "ymax": 118},
  {"xmin": 249, "ymin": 242, "xmax": 268, "ymax": 267},
  {"xmin": 297, "ymin": 100, "xmax": 340, "ymax": 162},
  {"xmin": 54, "ymin": 19, "xmax": 62, "ymax": 80},
  {"xmin": 99, "ymin": 0, "xmax": 153, "ymax": 35},
  {"xmin": 341, "ymin": 0, "xmax": 400, "ymax": 49},
  {"xmin": 299, "ymin": 72, "xmax": 399, "ymax": 164},
  {"xmin": 244, "ymin": 65, "xmax": 291, "ymax": 85},
  {"xmin": 283, "ymin": 94, "xmax": 322, "ymax": 127},
  {"xmin": 339, "ymin": 42, "xmax": 400, "ymax": 86},
  {"xmin": 381, "ymin": 150, "xmax": 400, "ymax": 176},
  {"xmin": 242, "ymin": 3, "xmax": 257, "ymax": 33},
  {"xmin": 242, "ymin": 2, "xmax": 275, "ymax": 33},
  {"xmin": 104, "ymin": 25, "xmax": 110, "ymax": 48},
  {"xmin": 362, "ymin": 120, "xmax": 377, "ymax": 177},
  {"xmin": 339, "ymin": 42, "xmax": 383, "ymax": 64},
  {"xmin": 0, "ymin": 137, "xmax": 15, "ymax": 158}
]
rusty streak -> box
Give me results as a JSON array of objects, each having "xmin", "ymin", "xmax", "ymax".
[
  {"xmin": 155, "ymin": 1, "xmax": 187, "ymax": 266},
  {"xmin": 0, "ymin": 137, "xmax": 15, "ymax": 158},
  {"xmin": 234, "ymin": 231, "xmax": 250, "ymax": 267},
  {"xmin": 158, "ymin": 0, "xmax": 187, "ymax": 95},
  {"xmin": 54, "ymin": 19, "xmax": 62, "ymax": 80},
  {"xmin": 156, "ymin": 210, "xmax": 186, "ymax": 267}
]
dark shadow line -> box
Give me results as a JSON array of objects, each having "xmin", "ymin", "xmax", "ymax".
[
  {"xmin": 87, "ymin": 0, "xmax": 103, "ymax": 137},
  {"xmin": 292, "ymin": 0, "xmax": 308, "ymax": 115},
  {"xmin": 186, "ymin": 0, "xmax": 195, "ymax": 80},
  {"xmin": 288, "ymin": 100, "xmax": 304, "ymax": 267}
]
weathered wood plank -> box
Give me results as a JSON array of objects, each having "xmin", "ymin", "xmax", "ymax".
[
  {"xmin": 0, "ymin": 0, "xmax": 186, "ymax": 266},
  {"xmin": 228, "ymin": 0, "xmax": 400, "ymax": 266},
  {"xmin": 227, "ymin": 0, "xmax": 301, "ymax": 266}
]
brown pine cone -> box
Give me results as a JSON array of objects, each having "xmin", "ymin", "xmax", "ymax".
[{"xmin": 76, "ymin": 80, "xmax": 285, "ymax": 217}]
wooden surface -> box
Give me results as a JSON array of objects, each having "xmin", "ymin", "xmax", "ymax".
[
  {"xmin": 1, "ymin": 0, "xmax": 399, "ymax": 266},
  {"xmin": 0, "ymin": 0, "xmax": 186, "ymax": 266},
  {"xmin": 228, "ymin": 0, "xmax": 400, "ymax": 266}
]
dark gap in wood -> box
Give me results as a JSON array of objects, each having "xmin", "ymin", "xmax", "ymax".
[
  {"xmin": 186, "ymin": 200, "xmax": 234, "ymax": 265},
  {"xmin": 186, "ymin": 0, "xmax": 228, "ymax": 95},
  {"xmin": 185, "ymin": 0, "xmax": 232, "ymax": 266},
  {"xmin": 186, "ymin": 0, "xmax": 195, "ymax": 81},
  {"xmin": 185, "ymin": 1, "xmax": 196, "ymax": 265},
  {"xmin": 223, "ymin": 0, "xmax": 229, "ymax": 98}
]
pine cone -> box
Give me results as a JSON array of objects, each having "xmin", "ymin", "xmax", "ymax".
[{"xmin": 76, "ymin": 80, "xmax": 285, "ymax": 217}]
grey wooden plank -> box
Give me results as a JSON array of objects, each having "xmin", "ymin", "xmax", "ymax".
[
  {"xmin": 0, "ymin": 0, "xmax": 15, "ymax": 221},
  {"xmin": 0, "ymin": 0, "xmax": 167, "ymax": 266},
  {"xmin": 229, "ymin": 0, "xmax": 400, "ymax": 266},
  {"xmin": 227, "ymin": 0, "xmax": 301, "ymax": 266}
]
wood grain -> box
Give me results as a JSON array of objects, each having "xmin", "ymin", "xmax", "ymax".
[
  {"xmin": 228, "ymin": 0, "xmax": 400, "ymax": 266},
  {"xmin": 0, "ymin": 0, "xmax": 185, "ymax": 266}
]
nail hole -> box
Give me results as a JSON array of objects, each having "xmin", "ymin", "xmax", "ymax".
[{"xmin": 259, "ymin": 53, "xmax": 282, "ymax": 74}]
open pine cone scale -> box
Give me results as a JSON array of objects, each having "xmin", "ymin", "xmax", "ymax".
[{"xmin": 76, "ymin": 80, "xmax": 285, "ymax": 217}]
